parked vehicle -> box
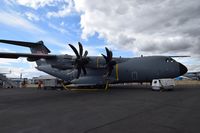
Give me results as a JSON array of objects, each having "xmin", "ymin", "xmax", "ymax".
[
  {"xmin": 35, "ymin": 75, "xmax": 63, "ymax": 90},
  {"xmin": 152, "ymin": 79, "xmax": 175, "ymax": 91}
]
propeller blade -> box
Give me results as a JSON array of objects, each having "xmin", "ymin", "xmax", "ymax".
[
  {"xmin": 69, "ymin": 42, "xmax": 89, "ymax": 79},
  {"xmin": 105, "ymin": 47, "xmax": 110, "ymax": 61},
  {"xmin": 107, "ymin": 67, "xmax": 113, "ymax": 77},
  {"xmin": 101, "ymin": 47, "xmax": 116, "ymax": 78},
  {"xmin": 83, "ymin": 50, "xmax": 88, "ymax": 57},
  {"xmin": 101, "ymin": 54, "xmax": 108, "ymax": 63},
  {"xmin": 78, "ymin": 42, "xmax": 83, "ymax": 58},
  {"xmin": 110, "ymin": 50, "xmax": 113, "ymax": 61},
  {"xmin": 77, "ymin": 67, "xmax": 81, "ymax": 79},
  {"xmin": 82, "ymin": 66, "xmax": 87, "ymax": 75},
  {"xmin": 69, "ymin": 44, "xmax": 80, "ymax": 58},
  {"xmin": 110, "ymin": 60, "xmax": 116, "ymax": 66}
]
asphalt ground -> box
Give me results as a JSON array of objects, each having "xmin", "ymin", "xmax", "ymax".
[{"xmin": 0, "ymin": 84, "xmax": 200, "ymax": 133}]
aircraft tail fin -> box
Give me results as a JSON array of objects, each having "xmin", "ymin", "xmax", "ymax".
[{"xmin": 0, "ymin": 39, "xmax": 51, "ymax": 54}]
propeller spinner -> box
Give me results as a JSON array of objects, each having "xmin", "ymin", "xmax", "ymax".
[
  {"xmin": 69, "ymin": 42, "xmax": 89, "ymax": 79},
  {"xmin": 102, "ymin": 47, "xmax": 116, "ymax": 77}
]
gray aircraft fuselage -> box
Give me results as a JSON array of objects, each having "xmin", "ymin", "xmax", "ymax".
[{"xmin": 36, "ymin": 55, "xmax": 187, "ymax": 86}]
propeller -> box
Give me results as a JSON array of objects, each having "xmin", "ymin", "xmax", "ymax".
[
  {"xmin": 101, "ymin": 47, "xmax": 116, "ymax": 77},
  {"xmin": 69, "ymin": 42, "xmax": 89, "ymax": 79}
]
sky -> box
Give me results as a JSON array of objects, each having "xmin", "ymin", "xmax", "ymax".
[{"xmin": 0, "ymin": 0, "xmax": 200, "ymax": 78}]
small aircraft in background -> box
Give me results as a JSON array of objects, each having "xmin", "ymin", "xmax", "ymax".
[
  {"xmin": 183, "ymin": 72, "xmax": 200, "ymax": 80},
  {"xmin": 0, "ymin": 39, "xmax": 188, "ymax": 89}
]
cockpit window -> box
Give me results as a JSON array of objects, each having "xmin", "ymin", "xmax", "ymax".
[{"xmin": 166, "ymin": 58, "xmax": 176, "ymax": 63}]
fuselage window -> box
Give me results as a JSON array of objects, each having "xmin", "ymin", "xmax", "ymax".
[
  {"xmin": 166, "ymin": 58, "xmax": 170, "ymax": 62},
  {"xmin": 166, "ymin": 58, "xmax": 175, "ymax": 63}
]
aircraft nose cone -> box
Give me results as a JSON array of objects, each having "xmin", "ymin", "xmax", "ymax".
[{"xmin": 179, "ymin": 63, "xmax": 188, "ymax": 75}]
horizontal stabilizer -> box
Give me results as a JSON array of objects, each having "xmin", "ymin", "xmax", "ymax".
[
  {"xmin": 0, "ymin": 39, "xmax": 51, "ymax": 53},
  {"xmin": 0, "ymin": 52, "xmax": 56, "ymax": 61},
  {"xmin": 0, "ymin": 39, "xmax": 38, "ymax": 47}
]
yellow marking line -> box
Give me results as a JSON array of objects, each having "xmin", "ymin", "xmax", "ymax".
[
  {"xmin": 115, "ymin": 64, "xmax": 119, "ymax": 81},
  {"xmin": 61, "ymin": 83, "xmax": 71, "ymax": 90},
  {"xmin": 104, "ymin": 81, "xmax": 110, "ymax": 91},
  {"xmin": 62, "ymin": 83, "xmax": 104, "ymax": 92},
  {"xmin": 70, "ymin": 89, "xmax": 102, "ymax": 92}
]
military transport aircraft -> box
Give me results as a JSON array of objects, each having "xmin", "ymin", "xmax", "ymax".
[{"xmin": 0, "ymin": 39, "xmax": 188, "ymax": 88}]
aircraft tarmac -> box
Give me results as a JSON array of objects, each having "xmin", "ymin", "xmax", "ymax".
[{"xmin": 0, "ymin": 83, "xmax": 200, "ymax": 133}]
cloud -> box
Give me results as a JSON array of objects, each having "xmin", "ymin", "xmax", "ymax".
[
  {"xmin": 48, "ymin": 23, "xmax": 69, "ymax": 34},
  {"xmin": 0, "ymin": 10, "xmax": 45, "ymax": 34},
  {"xmin": 0, "ymin": 59, "xmax": 46, "ymax": 78},
  {"xmin": 3, "ymin": 65, "xmax": 46, "ymax": 79},
  {"xmin": 46, "ymin": 0, "xmax": 74, "ymax": 18},
  {"xmin": 14, "ymin": 0, "xmax": 74, "ymax": 18},
  {"xmin": 3, "ymin": 0, "xmax": 15, "ymax": 6},
  {"xmin": 15, "ymin": 0, "xmax": 56, "ymax": 9},
  {"xmin": 74, "ymin": 0, "xmax": 200, "ymax": 57},
  {"xmin": 0, "ymin": 48, "xmax": 16, "ymax": 53},
  {"xmin": 0, "ymin": 9, "xmax": 71, "ymax": 51},
  {"xmin": 7, "ymin": 0, "xmax": 75, "ymax": 18},
  {"xmin": 0, "ymin": 59, "xmax": 19, "ymax": 65},
  {"xmin": 24, "ymin": 12, "xmax": 40, "ymax": 21}
]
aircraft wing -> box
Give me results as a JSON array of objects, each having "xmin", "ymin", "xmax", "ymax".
[
  {"xmin": 169, "ymin": 56, "xmax": 190, "ymax": 58},
  {"xmin": 0, "ymin": 52, "xmax": 57, "ymax": 59}
]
